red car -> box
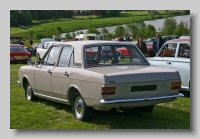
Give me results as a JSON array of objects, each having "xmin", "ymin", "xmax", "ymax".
[
  {"xmin": 10, "ymin": 44, "xmax": 32, "ymax": 64},
  {"xmin": 145, "ymin": 41, "xmax": 156, "ymax": 57}
]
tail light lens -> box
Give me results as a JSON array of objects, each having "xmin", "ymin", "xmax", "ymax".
[
  {"xmin": 102, "ymin": 86, "xmax": 115, "ymax": 95},
  {"xmin": 171, "ymin": 81, "xmax": 182, "ymax": 90}
]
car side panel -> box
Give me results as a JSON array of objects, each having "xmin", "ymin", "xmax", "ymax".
[{"xmin": 171, "ymin": 58, "xmax": 190, "ymax": 89}]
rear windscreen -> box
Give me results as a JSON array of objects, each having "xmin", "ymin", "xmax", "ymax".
[{"xmin": 10, "ymin": 46, "xmax": 26, "ymax": 52}]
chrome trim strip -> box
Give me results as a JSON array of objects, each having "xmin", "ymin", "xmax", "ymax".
[
  {"xmin": 34, "ymin": 92, "xmax": 68, "ymax": 103},
  {"xmin": 100, "ymin": 93, "xmax": 184, "ymax": 104}
]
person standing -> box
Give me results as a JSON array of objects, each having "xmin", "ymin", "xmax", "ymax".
[
  {"xmin": 136, "ymin": 36, "xmax": 148, "ymax": 57},
  {"xmin": 153, "ymin": 32, "xmax": 165, "ymax": 53},
  {"xmin": 29, "ymin": 38, "xmax": 33, "ymax": 46}
]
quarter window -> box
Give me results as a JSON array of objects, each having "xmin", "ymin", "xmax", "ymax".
[
  {"xmin": 42, "ymin": 46, "xmax": 60, "ymax": 66},
  {"xmin": 58, "ymin": 46, "xmax": 73, "ymax": 67}
]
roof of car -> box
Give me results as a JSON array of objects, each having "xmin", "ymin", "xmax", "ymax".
[
  {"xmin": 167, "ymin": 38, "xmax": 190, "ymax": 43},
  {"xmin": 52, "ymin": 40, "xmax": 135, "ymax": 47}
]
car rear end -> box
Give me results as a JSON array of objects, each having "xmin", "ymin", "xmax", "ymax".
[
  {"xmin": 87, "ymin": 66, "xmax": 183, "ymax": 110},
  {"xmin": 10, "ymin": 45, "xmax": 32, "ymax": 63}
]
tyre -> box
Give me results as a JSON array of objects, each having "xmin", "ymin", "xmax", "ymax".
[
  {"xmin": 71, "ymin": 92, "xmax": 94, "ymax": 121},
  {"xmin": 25, "ymin": 81, "xmax": 38, "ymax": 101},
  {"xmin": 134, "ymin": 105, "xmax": 154, "ymax": 113}
]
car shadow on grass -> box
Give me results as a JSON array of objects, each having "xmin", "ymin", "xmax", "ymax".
[
  {"xmin": 180, "ymin": 90, "xmax": 190, "ymax": 98},
  {"xmin": 37, "ymin": 98, "xmax": 190, "ymax": 129}
]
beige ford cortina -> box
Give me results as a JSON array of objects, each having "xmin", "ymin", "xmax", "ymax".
[{"xmin": 18, "ymin": 40, "xmax": 184, "ymax": 121}]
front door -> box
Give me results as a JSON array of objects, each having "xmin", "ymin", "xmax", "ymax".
[
  {"xmin": 35, "ymin": 46, "xmax": 61, "ymax": 97},
  {"xmin": 150, "ymin": 42, "xmax": 178, "ymax": 69}
]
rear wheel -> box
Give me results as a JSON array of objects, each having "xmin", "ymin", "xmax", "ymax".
[
  {"xmin": 71, "ymin": 92, "xmax": 94, "ymax": 121},
  {"xmin": 25, "ymin": 81, "xmax": 38, "ymax": 101}
]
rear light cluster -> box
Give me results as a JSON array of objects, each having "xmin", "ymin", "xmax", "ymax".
[
  {"xmin": 102, "ymin": 86, "xmax": 115, "ymax": 95},
  {"xmin": 171, "ymin": 82, "xmax": 182, "ymax": 90}
]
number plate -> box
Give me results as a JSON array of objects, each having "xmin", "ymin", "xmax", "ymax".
[{"xmin": 15, "ymin": 56, "xmax": 26, "ymax": 58}]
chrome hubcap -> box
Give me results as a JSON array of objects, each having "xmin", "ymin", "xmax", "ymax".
[
  {"xmin": 27, "ymin": 85, "xmax": 32, "ymax": 100},
  {"xmin": 74, "ymin": 96, "xmax": 84, "ymax": 118}
]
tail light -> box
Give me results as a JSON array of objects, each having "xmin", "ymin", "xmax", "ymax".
[
  {"xmin": 102, "ymin": 86, "xmax": 115, "ymax": 95},
  {"xmin": 171, "ymin": 81, "xmax": 182, "ymax": 90}
]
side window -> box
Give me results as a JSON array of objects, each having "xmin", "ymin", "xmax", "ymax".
[
  {"xmin": 42, "ymin": 46, "xmax": 60, "ymax": 66},
  {"xmin": 178, "ymin": 43, "xmax": 190, "ymax": 58},
  {"xmin": 47, "ymin": 43, "xmax": 51, "ymax": 49},
  {"xmin": 158, "ymin": 43, "xmax": 177, "ymax": 57},
  {"xmin": 58, "ymin": 46, "xmax": 73, "ymax": 67}
]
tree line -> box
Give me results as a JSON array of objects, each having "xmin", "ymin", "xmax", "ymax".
[
  {"xmin": 10, "ymin": 10, "xmax": 121, "ymax": 26},
  {"xmin": 65, "ymin": 18, "xmax": 190, "ymax": 40}
]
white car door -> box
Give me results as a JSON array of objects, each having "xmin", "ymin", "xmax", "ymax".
[
  {"xmin": 35, "ymin": 46, "xmax": 61, "ymax": 97},
  {"xmin": 149, "ymin": 42, "xmax": 178, "ymax": 69},
  {"xmin": 170, "ymin": 43, "xmax": 190, "ymax": 89},
  {"xmin": 51, "ymin": 46, "xmax": 74, "ymax": 100}
]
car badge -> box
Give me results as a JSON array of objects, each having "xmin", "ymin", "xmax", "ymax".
[{"xmin": 164, "ymin": 74, "xmax": 171, "ymax": 79}]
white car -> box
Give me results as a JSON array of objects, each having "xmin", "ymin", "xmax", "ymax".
[
  {"xmin": 18, "ymin": 41, "xmax": 184, "ymax": 121},
  {"xmin": 37, "ymin": 41, "xmax": 55, "ymax": 58},
  {"xmin": 148, "ymin": 38, "xmax": 190, "ymax": 91}
]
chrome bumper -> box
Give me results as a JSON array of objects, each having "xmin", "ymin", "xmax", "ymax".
[{"xmin": 100, "ymin": 93, "xmax": 184, "ymax": 104}]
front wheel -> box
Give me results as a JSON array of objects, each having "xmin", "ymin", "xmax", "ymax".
[
  {"xmin": 25, "ymin": 81, "xmax": 38, "ymax": 101},
  {"xmin": 71, "ymin": 92, "xmax": 94, "ymax": 121}
]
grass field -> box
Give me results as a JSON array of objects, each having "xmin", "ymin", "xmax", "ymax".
[
  {"xmin": 10, "ymin": 10, "xmax": 183, "ymax": 41},
  {"xmin": 10, "ymin": 56, "xmax": 190, "ymax": 129}
]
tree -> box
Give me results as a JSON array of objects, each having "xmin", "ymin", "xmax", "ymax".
[
  {"xmin": 173, "ymin": 20, "xmax": 190, "ymax": 36},
  {"xmin": 18, "ymin": 10, "xmax": 33, "ymax": 25},
  {"xmin": 101, "ymin": 27, "xmax": 109, "ymax": 35},
  {"xmin": 87, "ymin": 27, "xmax": 100, "ymax": 34},
  {"xmin": 65, "ymin": 32, "xmax": 72, "ymax": 40},
  {"xmin": 160, "ymin": 17, "xmax": 177, "ymax": 35},
  {"xmin": 56, "ymin": 26, "xmax": 62, "ymax": 33},
  {"xmin": 181, "ymin": 10, "xmax": 190, "ymax": 15},
  {"xmin": 144, "ymin": 25, "xmax": 156, "ymax": 38},
  {"xmin": 10, "ymin": 10, "xmax": 18, "ymax": 26},
  {"xmin": 129, "ymin": 23, "xmax": 139, "ymax": 38},
  {"xmin": 105, "ymin": 32, "xmax": 114, "ymax": 40},
  {"xmin": 114, "ymin": 25, "xmax": 126, "ymax": 38},
  {"xmin": 106, "ymin": 10, "xmax": 121, "ymax": 17},
  {"xmin": 147, "ymin": 10, "xmax": 158, "ymax": 19}
]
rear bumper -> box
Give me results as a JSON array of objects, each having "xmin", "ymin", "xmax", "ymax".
[
  {"xmin": 100, "ymin": 93, "xmax": 184, "ymax": 104},
  {"xmin": 89, "ymin": 93, "xmax": 184, "ymax": 110}
]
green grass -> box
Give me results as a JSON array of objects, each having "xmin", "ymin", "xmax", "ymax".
[
  {"xmin": 10, "ymin": 56, "xmax": 190, "ymax": 129},
  {"xmin": 10, "ymin": 10, "xmax": 183, "ymax": 40}
]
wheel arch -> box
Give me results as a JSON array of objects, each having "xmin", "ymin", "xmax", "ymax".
[
  {"xmin": 22, "ymin": 75, "xmax": 30, "ymax": 89},
  {"xmin": 67, "ymin": 85, "xmax": 82, "ymax": 105}
]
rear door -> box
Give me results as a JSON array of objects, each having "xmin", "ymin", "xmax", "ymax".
[{"xmin": 51, "ymin": 46, "xmax": 74, "ymax": 99}]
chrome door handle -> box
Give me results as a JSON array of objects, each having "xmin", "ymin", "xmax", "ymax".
[
  {"xmin": 166, "ymin": 61, "xmax": 171, "ymax": 64},
  {"xmin": 47, "ymin": 69, "xmax": 52, "ymax": 74},
  {"xmin": 64, "ymin": 71, "xmax": 69, "ymax": 77}
]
